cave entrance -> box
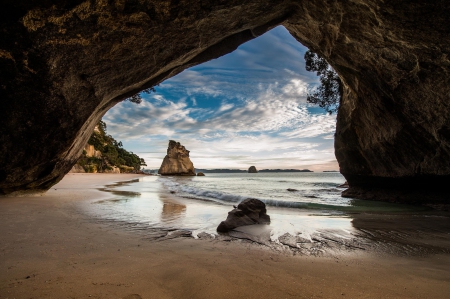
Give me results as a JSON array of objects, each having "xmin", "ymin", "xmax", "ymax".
[
  {"xmin": 1, "ymin": 1, "xmax": 447, "ymax": 201},
  {"xmin": 102, "ymin": 26, "xmax": 338, "ymax": 173}
]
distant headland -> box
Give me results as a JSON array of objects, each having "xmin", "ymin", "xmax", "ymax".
[
  {"xmin": 259, "ymin": 169, "xmax": 313, "ymax": 173},
  {"xmin": 190, "ymin": 169, "xmax": 314, "ymax": 173}
]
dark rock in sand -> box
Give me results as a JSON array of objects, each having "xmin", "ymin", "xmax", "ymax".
[
  {"xmin": 338, "ymin": 181, "xmax": 349, "ymax": 188},
  {"xmin": 197, "ymin": 172, "xmax": 205, "ymax": 176},
  {"xmin": 278, "ymin": 233, "xmax": 311, "ymax": 248},
  {"xmin": 287, "ymin": 188, "xmax": 298, "ymax": 192},
  {"xmin": 248, "ymin": 166, "xmax": 258, "ymax": 173},
  {"xmin": 278, "ymin": 233, "xmax": 299, "ymax": 248},
  {"xmin": 197, "ymin": 232, "xmax": 214, "ymax": 239},
  {"xmin": 217, "ymin": 198, "xmax": 270, "ymax": 233}
]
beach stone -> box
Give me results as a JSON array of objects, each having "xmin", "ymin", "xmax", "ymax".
[
  {"xmin": 158, "ymin": 141, "xmax": 195, "ymax": 176},
  {"xmin": 278, "ymin": 233, "xmax": 299, "ymax": 248},
  {"xmin": 197, "ymin": 172, "xmax": 205, "ymax": 176},
  {"xmin": 278, "ymin": 233, "xmax": 311, "ymax": 247},
  {"xmin": 197, "ymin": 232, "xmax": 214, "ymax": 239},
  {"xmin": 217, "ymin": 198, "xmax": 270, "ymax": 232},
  {"xmin": 248, "ymin": 166, "xmax": 258, "ymax": 173},
  {"xmin": 287, "ymin": 188, "xmax": 298, "ymax": 192},
  {"xmin": 228, "ymin": 230, "xmax": 270, "ymax": 246},
  {"xmin": 296, "ymin": 236, "xmax": 312, "ymax": 243}
]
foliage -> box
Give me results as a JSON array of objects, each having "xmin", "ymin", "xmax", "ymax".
[
  {"xmin": 80, "ymin": 120, "xmax": 147, "ymax": 172},
  {"xmin": 304, "ymin": 50, "xmax": 342, "ymax": 114},
  {"xmin": 126, "ymin": 87, "xmax": 157, "ymax": 104}
]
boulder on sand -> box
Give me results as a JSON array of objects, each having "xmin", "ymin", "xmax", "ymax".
[
  {"xmin": 217, "ymin": 198, "xmax": 270, "ymax": 232},
  {"xmin": 197, "ymin": 172, "xmax": 205, "ymax": 176}
]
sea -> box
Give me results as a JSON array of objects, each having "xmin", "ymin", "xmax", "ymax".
[{"xmin": 84, "ymin": 172, "xmax": 429, "ymax": 243}]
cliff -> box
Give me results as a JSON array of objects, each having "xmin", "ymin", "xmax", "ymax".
[
  {"xmin": 158, "ymin": 141, "xmax": 195, "ymax": 176},
  {"xmin": 84, "ymin": 144, "xmax": 101, "ymax": 159},
  {"xmin": 0, "ymin": 1, "xmax": 449, "ymax": 203},
  {"xmin": 259, "ymin": 169, "xmax": 313, "ymax": 173},
  {"xmin": 72, "ymin": 121, "xmax": 146, "ymax": 174}
]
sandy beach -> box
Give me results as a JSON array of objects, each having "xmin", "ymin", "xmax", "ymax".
[{"xmin": 1, "ymin": 174, "xmax": 449, "ymax": 299}]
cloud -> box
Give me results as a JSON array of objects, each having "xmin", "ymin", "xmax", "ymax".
[
  {"xmin": 102, "ymin": 25, "xmax": 338, "ymax": 170},
  {"xmin": 282, "ymin": 79, "xmax": 309, "ymax": 98},
  {"xmin": 218, "ymin": 103, "xmax": 234, "ymax": 112}
]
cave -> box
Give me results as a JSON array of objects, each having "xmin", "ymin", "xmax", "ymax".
[{"xmin": 1, "ymin": 1, "xmax": 449, "ymax": 203}]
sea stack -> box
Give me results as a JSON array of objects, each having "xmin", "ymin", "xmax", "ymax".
[
  {"xmin": 248, "ymin": 166, "xmax": 258, "ymax": 173},
  {"xmin": 158, "ymin": 140, "xmax": 196, "ymax": 176}
]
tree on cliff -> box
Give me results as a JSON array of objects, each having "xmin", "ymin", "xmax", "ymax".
[
  {"xmin": 81, "ymin": 120, "xmax": 147, "ymax": 172},
  {"xmin": 126, "ymin": 86, "xmax": 157, "ymax": 104},
  {"xmin": 304, "ymin": 50, "xmax": 342, "ymax": 114}
]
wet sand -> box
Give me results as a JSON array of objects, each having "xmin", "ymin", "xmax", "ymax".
[{"xmin": 1, "ymin": 173, "xmax": 450, "ymax": 298}]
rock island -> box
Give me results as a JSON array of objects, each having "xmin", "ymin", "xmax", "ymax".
[{"xmin": 158, "ymin": 140, "xmax": 196, "ymax": 176}]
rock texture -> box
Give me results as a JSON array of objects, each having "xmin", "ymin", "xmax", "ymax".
[
  {"xmin": 84, "ymin": 144, "xmax": 101, "ymax": 158},
  {"xmin": 158, "ymin": 141, "xmax": 195, "ymax": 176},
  {"xmin": 217, "ymin": 199, "xmax": 270, "ymax": 233},
  {"xmin": 248, "ymin": 166, "xmax": 258, "ymax": 173},
  {"xmin": 0, "ymin": 1, "xmax": 449, "ymax": 203},
  {"xmin": 104, "ymin": 166, "xmax": 120, "ymax": 174},
  {"xmin": 68, "ymin": 164, "xmax": 85, "ymax": 173}
]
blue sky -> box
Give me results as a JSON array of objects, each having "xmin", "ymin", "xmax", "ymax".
[{"xmin": 103, "ymin": 26, "xmax": 338, "ymax": 171}]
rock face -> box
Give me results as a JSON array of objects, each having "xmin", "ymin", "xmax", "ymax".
[
  {"xmin": 68, "ymin": 164, "xmax": 85, "ymax": 173},
  {"xmin": 0, "ymin": 1, "xmax": 449, "ymax": 203},
  {"xmin": 158, "ymin": 141, "xmax": 195, "ymax": 176},
  {"xmin": 248, "ymin": 166, "xmax": 258, "ymax": 173},
  {"xmin": 217, "ymin": 199, "xmax": 270, "ymax": 233},
  {"xmin": 104, "ymin": 166, "xmax": 120, "ymax": 174},
  {"xmin": 84, "ymin": 144, "xmax": 101, "ymax": 158}
]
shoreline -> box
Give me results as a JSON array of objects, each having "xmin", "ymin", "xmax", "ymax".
[{"xmin": 1, "ymin": 173, "xmax": 450, "ymax": 298}]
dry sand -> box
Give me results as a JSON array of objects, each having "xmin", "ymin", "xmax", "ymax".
[{"xmin": 1, "ymin": 173, "xmax": 449, "ymax": 299}]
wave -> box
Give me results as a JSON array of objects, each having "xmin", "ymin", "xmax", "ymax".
[
  {"xmin": 179, "ymin": 186, "xmax": 248, "ymax": 203},
  {"xmin": 157, "ymin": 177, "xmax": 347, "ymax": 210}
]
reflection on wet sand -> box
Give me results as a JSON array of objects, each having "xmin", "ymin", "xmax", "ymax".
[
  {"xmin": 351, "ymin": 212, "xmax": 450, "ymax": 256},
  {"xmin": 161, "ymin": 200, "xmax": 186, "ymax": 223},
  {"xmin": 89, "ymin": 177, "xmax": 450, "ymax": 257},
  {"xmin": 157, "ymin": 186, "xmax": 187, "ymax": 224},
  {"xmin": 98, "ymin": 179, "xmax": 142, "ymax": 198}
]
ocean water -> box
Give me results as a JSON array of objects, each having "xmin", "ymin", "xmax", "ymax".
[
  {"xmin": 158, "ymin": 172, "xmax": 348, "ymax": 208},
  {"xmin": 86, "ymin": 172, "xmax": 429, "ymax": 241}
]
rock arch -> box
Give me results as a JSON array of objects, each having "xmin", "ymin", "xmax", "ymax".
[{"xmin": 1, "ymin": 1, "xmax": 449, "ymax": 202}]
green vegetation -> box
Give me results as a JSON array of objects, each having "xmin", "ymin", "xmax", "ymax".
[
  {"xmin": 304, "ymin": 50, "xmax": 342, "ymax": 114},
  {"xmin": 126, "ymin": 87, "xmax": 156, "ymax": 104},
  {"xmin": 76, "ymin": 120, "xmax": 146, "ymax": 173}
]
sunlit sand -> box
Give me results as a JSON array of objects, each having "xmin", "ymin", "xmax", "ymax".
[{"xmin": 1, "ymin": 173, "xmax": 449, "ymax": 298}]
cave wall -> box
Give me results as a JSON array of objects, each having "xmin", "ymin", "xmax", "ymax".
[
  {"xmin": 285, "ymin": 1, "xmax": 450, "ymax": 202},
  {"xmin": 0, "ymin": 0, "xmax": 449, "ymax": 202}
]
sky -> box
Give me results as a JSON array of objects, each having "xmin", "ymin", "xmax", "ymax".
[{"xmin": 103, "ymin": 26, "xmax": 338, "ymax": 171}]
